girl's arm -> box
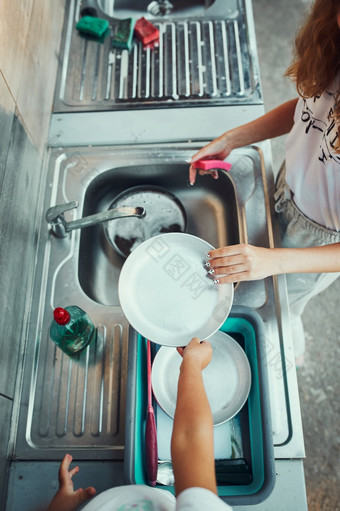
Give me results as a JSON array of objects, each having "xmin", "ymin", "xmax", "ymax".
[
  {"xmin": 189, "ymin": 98, "xmax": 298, "ymax": 184},
  {"xmin": 206, "ymin": 243, "xmax": 340, "ymax": 284},
  {"xmin": 171, "ymin": 338, "xmax": 217, "ymax": 496}
]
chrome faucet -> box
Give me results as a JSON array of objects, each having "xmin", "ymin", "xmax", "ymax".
[{"xmin": 46, "ymin": 201, "xmax": 145, "ymax": 238}]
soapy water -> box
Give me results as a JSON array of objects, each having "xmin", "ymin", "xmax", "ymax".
[{"xmin": 104, "ymin": 188, "xmax": 186, "ymax": 257}]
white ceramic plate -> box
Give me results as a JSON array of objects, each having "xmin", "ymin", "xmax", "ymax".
[
  {"xmin": 151, "ymin": 330, "xmax": 252, "ymax": 425},
  {"xmin": 118, "ymin": 233, "xmax": 234, "ymax": 346}
]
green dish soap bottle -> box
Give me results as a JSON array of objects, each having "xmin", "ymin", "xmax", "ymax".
[{"xmin": 50, "ymin": 306, "xmax": 96, "ymax": 357}]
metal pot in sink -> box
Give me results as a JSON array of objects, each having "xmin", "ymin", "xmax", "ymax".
[{"xmin": 104, "ymin": 185, "xmax": 187, "ymax": 258}]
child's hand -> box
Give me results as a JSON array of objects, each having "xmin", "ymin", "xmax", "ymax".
[
  {"xmin": 177, "ymin": 337, "xmax": 212, "ymax": 370},
  {"xmin": 47, "ymin": 454, "xmax": 96, "ymax": 511}
]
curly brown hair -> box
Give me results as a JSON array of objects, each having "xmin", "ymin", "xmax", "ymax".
[{"xmin": 285, "ymin": 0, "xmax": 340, "ymax": 148}]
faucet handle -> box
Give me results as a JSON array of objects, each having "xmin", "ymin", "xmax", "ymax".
[
  {"xmin": 46, "ymin": 201, "xmax": 79, "ymax": 223},
  {"xmin": 46, "ymin": 201, "xmax": 79, "ymax": 238}
]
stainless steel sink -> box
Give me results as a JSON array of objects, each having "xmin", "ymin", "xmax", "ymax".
[
  {"xmin": 14, "ymin": 142, "xmax": 276, "ymax": 461},
  {"xmin": 97, "ymin": 0, "xmax": 217, "ymax": 19},
  {"xmin": 79, "ymin": 161, "xmax": 239, "ymax": 306}
]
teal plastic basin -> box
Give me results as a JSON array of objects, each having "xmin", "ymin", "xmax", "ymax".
[{"xmin": 124, "ymin": 306, "xmax": 275, "ymax": 506}]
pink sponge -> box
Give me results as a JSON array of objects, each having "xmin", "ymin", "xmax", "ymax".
[
  {"xmin": 134, "ymin": 17, "xmax": 159, "ymax": 46},
  {"xmin": 193, "ymin": 159, "xmax": 232, "ymax": 171}
]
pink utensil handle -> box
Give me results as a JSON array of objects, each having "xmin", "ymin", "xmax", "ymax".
[
  {"xmin": 146, "ymin": 340, "xmax": 158, "ymax": 486},
  {"xmin": 193, "ymin": 159, "xmax": 232, "ymax": 171},
  {"xmin": 147, "ymin": 339, "xmax": 152, "ymax": 407},
  {"xmin": 145, "ymin": 406, "xmax": 158, "ymax": 486}
]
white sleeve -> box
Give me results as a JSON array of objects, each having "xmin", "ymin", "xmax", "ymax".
[
  {"xmin": 81, "ymin": 485, "xmax": 176, "ymax": 511},
  {"xmin": 176, "ymin": 487, "xmax": 233, "ymax": 510}
]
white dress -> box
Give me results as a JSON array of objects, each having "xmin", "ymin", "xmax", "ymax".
[{"xmin": 81, "ymin": 485, "xmax": 233, "ymax": 511}]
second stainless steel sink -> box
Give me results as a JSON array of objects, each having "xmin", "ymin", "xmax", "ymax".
[
  {"xmin": 54, "ymin": 0, "xmax": 260, "ymax": 112},
  {"xmin": 97, "ymin": 0, "xmax": 215, "ymax": 19}
]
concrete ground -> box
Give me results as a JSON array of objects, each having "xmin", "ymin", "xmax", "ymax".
[{"xmin": 252, "ymin": 1, "xmax": 340, "ymax": 510}]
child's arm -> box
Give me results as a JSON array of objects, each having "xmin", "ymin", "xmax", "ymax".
[
  {"xmin": 205, "ymin": 242, "xmax": 340, "ymax": 283},
  {"xmin": 189, "ymin": 98, "xmax": 298, "ymax": 184},
  {"xmin": 171, "ymin": 338, "xmax": 217, "ymax": 496}
]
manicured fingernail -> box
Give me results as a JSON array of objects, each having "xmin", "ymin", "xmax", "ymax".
[
  {"xmin": 213, "ymin": 279, "xmax": 219, "ymax": 284},
  {"xmin": 205, "ymin": 252, "xmax": 210, "ymax": 258},
  {"xmin": 205, "ymin": 261, "xmax": 211, "ymax": 267},
  {"xmin": 208, "ymin": 269, "xmax": 215, "ymax": 274}
]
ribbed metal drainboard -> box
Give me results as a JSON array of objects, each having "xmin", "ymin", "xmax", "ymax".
[
  {"xmin": 55, "ymin": 13, "xmax": 258, "ymax": 111},
  {"xmin": 26, "ymin": 321, "xmax": 127, "ymax": 455}
]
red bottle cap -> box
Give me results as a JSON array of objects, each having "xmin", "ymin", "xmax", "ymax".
[{"xmin": 54, "ymin": 307, "xmax": 70, "ymax": 325}]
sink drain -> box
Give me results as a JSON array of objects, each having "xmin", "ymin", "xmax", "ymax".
[{"xmin": 147, "ymin": 0, "xmax": 173, "ymax": 16}]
